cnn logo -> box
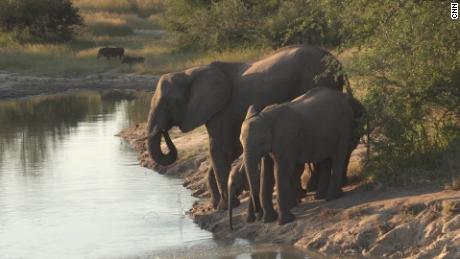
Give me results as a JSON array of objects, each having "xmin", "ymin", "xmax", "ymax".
[{"xmin": 452, "ymin": 3, "xmax": 459, "ymax": 19}]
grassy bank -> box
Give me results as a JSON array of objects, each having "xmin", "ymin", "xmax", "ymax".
[{"xmin": 0, "ymin": 2, "xmax": 271, "ymax": 77}]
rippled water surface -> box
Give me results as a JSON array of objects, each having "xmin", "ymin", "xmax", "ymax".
[{"xmin": 0, "ymin": 91, "xmax": 309, "ymax": 259}]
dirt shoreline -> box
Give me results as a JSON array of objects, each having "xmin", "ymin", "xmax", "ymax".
[
  {"xmin": 0, "ymin": 70, "xmax": 158, "ymax": 99},
  {"xmin": 119, "ymin": 124, "xmax": 460, "ymax": 258}
]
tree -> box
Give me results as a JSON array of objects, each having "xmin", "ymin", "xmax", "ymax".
[{"xmin": 0, "ymin": 0, "xmax": 83, "ymax": 41}]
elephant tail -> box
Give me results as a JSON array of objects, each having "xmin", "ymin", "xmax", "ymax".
[
  {"xmin": 228, "ymin": 192, "xmax": 235, "ymax": 231},
  {"xmin": 349, "ymin": 97, "xmax": 371, "ymax": 164},
  {"xmin": 365, "ymin": 115, "xmax": 371, "ymax": 165},
  {"xmin": 340, "ymin": 73, "xmax": 354, "ymax": 97}
]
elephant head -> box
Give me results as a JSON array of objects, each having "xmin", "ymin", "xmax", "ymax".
[
  {"xmin": 239, "ymin": 107, "xmax": 272, "ymax": 215},
  {"xmin": 146, "ymin": 64, "xmax": 231, "ymax": 166}
]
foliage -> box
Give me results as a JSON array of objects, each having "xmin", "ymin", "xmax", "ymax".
[
  {"xmin": 162, "ymin": 0, "xmax": 341, "ymax": 50},
  {"xmin": 163, "ymin": 0, "xmax": 459, "ymax": 184},
  {"xmin": 332, "ymin": 1, "xmax": 460, "ymax": 183},
  {"xmin": 0, "ymin": 0, "xmax": 83, "ymax": 41}
]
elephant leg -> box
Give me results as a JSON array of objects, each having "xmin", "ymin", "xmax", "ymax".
[
  {"xmin": 306, "ymin": 162, "xmax": 320, "ymax": 192},
  {"xmin": 207, "ymin": 166, "xmax": 220, "ymax": 208},
  {"xmin": 274, "ymin": 157, "xmax": 296, "ymax": 225},
  {"xmin": 246, "ymin": 197, "xmax": 256, "ymax": 223},
  {"xmin": 292, "ymin": 163, "xmax": 306, "ymax": 203},
  {"xmin": 342, "ymin": 150, "xmax": 352, "ymax": 187},
  {"xmin": 315, "ymin": 159, "xmax": 332, "ymax": 199},
  {"xmin": 327, "ymin": 136, "xmax": 350, "ymax": 201},
  {"xmin": 207, "ymin": 116, "xmax": 241, "ymax": 210},
  {"xmin": 261, "ymin": 155, "xmax": 277, "ymax": 223}
]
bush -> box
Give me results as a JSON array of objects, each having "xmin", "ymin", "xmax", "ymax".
[
  {"xmin": 333, "ymin": 1, "xmax": 460, "ymax": 183},
  {"xmin": 0, "ymin": 0, "xmax": 83, "ymax": 41},
  {"xmin": 163, "ymin": 0, "xmax": 459, "ymax": 184},
  {"xmin": 161, "ymin": 0, "xmax": 341, "ymax": 50}
]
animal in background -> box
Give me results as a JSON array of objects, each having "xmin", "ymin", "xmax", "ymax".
[
  {"xmin": 122, "ymin": 56, "xmax": 145, "ymax": 65},
  {"xmin": 97, "ymin": 47, "xmax": 125, "ymax": 59}
]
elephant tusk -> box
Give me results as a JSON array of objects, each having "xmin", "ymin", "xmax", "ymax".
[
  {"xmin": 135, "ymin": 133, "xmax": 154, "ymax": 142},
  {"xmin": 135, "ymin": 126, "xmax": 161, "ymax": 142}
]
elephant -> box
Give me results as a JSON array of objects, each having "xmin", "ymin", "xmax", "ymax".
[
  {"xmin": 240, "ymin": 87, "xmax": 366, "ymax": 225},
  {"xmin": 306, "ymin": 96, "xmax": 367, "ymax": 191},
  {"xmin": 227, "ymin": 154, "xmax": 305, "ymax": 230},
  {"xmin": 143, "ymin": 45, "xmax": 350, "ymax": 210}
]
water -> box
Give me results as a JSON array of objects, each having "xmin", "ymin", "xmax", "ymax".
[{"xmin": 0, "ymin": 91, "xmax": 309, "ymax": 259}]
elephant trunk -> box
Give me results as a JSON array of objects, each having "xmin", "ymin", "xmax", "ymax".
[
  {"xmin": 228, "ymin": 185, "xmax": 235, "ymax": 230},
  {"xmin": 243, "ymin": 152, "xmax": 261, "ymax": 215},
  {"xmin": 146, "ymin": 108, "xmax": 177, "ymax": 166}
]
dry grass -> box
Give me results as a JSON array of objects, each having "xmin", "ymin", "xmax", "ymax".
[
  {"xmin": 0, "ymin": 43, "xmax": 120, "ymax": 76},
  {"xmin": 0, "ymin": 2, "xmax": 270, "ymax": 77},
  {"xmin": 74, "ymin": 0, "xmax": 164, "ymax": 16}
]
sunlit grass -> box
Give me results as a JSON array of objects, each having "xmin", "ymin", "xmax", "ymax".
[
  {"xmin": 0, "ymin": 43, "xmax": 121, "ymax": 76},
  {"xmin": 74, "ymin": 0, "xmax": 164, "ymax": 17},
  {"xmin": 0, "ymin": 1, "xmax": 270, "ymax": 77}
]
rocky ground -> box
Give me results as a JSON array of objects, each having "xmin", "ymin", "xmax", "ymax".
[
  {"xmin": 118, "ymin": 124, "xmax": 460, "ymax": 259},
  {"xmin": 0, "ymin": 70, "xmax": 157, "ymax": 99}
]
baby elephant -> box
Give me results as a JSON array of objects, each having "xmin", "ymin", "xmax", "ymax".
[
  {"xmin": 122, "ymin": 56, "xmax": 145, "ymax": 65},
  {"xmin": 240, "ymin": 87, "xmax": 365, "ymax": 225},
  {"xmin": 228, "ymin": 156, "xmax": 306, "ymax": 230}
]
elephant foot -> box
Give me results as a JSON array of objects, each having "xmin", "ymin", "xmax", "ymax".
[
  {"xmin": 278, "ymin": 212, "xmax": 295, "ymax": 225},
  {"xmin": 306, "ymin": 176, "xmax": 319, "ymax": 192},
  {"xmin": 314, "ymin": 191, "xmax": 326, "ymax": 200},
  {"xmin": 262, "ymin": 210, "xmax": 278, "ymax": 223},
  {"xmin": 246, "ymin": 212, "xmax": 256, "ymax": 223},
  {"xmin": 286, "ymin": 198, "xmax": 298, "ymax": 209},
  {"xmin": 211, "ymin": 196, "xmax": 220, "ymax": 209},
  {"xmin": 326, "ymin": 189, "xmax": 344, "ymax": 201},
  {"xmin": 306, "ymin": 185, "xmax": 317, "ymax": 192},
  {"xmin": 229, "ymin": 196, "xmax": 240, "ymax": 208},
  {"xmin": 217, "ymin": 199, "xmax": 228, "ymax": 211}
]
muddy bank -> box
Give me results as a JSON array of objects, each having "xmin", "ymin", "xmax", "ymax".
[
  {"xmin": 0, "ymin": 70, "xmax": 157, "ymax": 99},
  {"xmin": 119, "ymin": 124, "xmax": 460, "ymax": 258}
]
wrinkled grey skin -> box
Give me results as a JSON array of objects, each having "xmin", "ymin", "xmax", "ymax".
[
  {"xmin": 240, "ymin": 87, "xmax": 366, "ymax": 225},
  {"xmin": 145, "ymin": 45, "xmax": 348, "ymax": 210},
  {"xmin": 306, "ymin": 97, "xmax": 366, "ymax": 191},
  {"xmin": 227, "ymin": 157, "xmax": 305, "ymax": 230}
]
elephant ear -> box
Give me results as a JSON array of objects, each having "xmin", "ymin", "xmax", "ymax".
[{"xmin": 180, "ymin": 65, "xmax": 232, "ymax": 131}]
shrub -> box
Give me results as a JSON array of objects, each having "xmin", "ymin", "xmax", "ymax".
[
  {"xmin": 0, "ymin": 0, "xmax": 83, "ymax": 41},
  {"xmin": 161, "ymin": 0, "xmax": 341, "ymax": 50},
  {"xmin": 332, "ymin": 1, "xmax": 460, "ymax": 183}
]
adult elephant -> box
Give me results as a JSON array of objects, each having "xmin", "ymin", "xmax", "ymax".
[
  {"xmin": 144, "ymin": 45, "xmax": 349, "ymax": 209},
  {"xmin": 239, "ymin": 87, "xmax": 365, "ymax": 224}
]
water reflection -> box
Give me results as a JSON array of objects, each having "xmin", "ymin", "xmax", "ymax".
[
  {"xmin": 0, "ymin": 90, "xmax": 152, "ymax": 174},
  {"xmin": 0, "ymin": 91, "xmax": 310, "ymax": 259}
]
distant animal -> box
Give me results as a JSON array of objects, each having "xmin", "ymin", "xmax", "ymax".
[
  {"xmin": 239, "ymin": 87, "xmax": 366, "ymax": 225},
  {"xmin": 97, "ymin": 47, "xmax": 125, "ymax": 59},
  {"xmin": 122, "ymin": 56, "xmax": 145, "ymax": 64}
]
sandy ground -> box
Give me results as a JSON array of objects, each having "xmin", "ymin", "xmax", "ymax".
[
  {"xmin": 119, "ymin": 124, "xmax": 460, "ymax": 258},
  {"xmin": 0, "ymin": 70, "xmax": 157, "ymax": 99}
]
